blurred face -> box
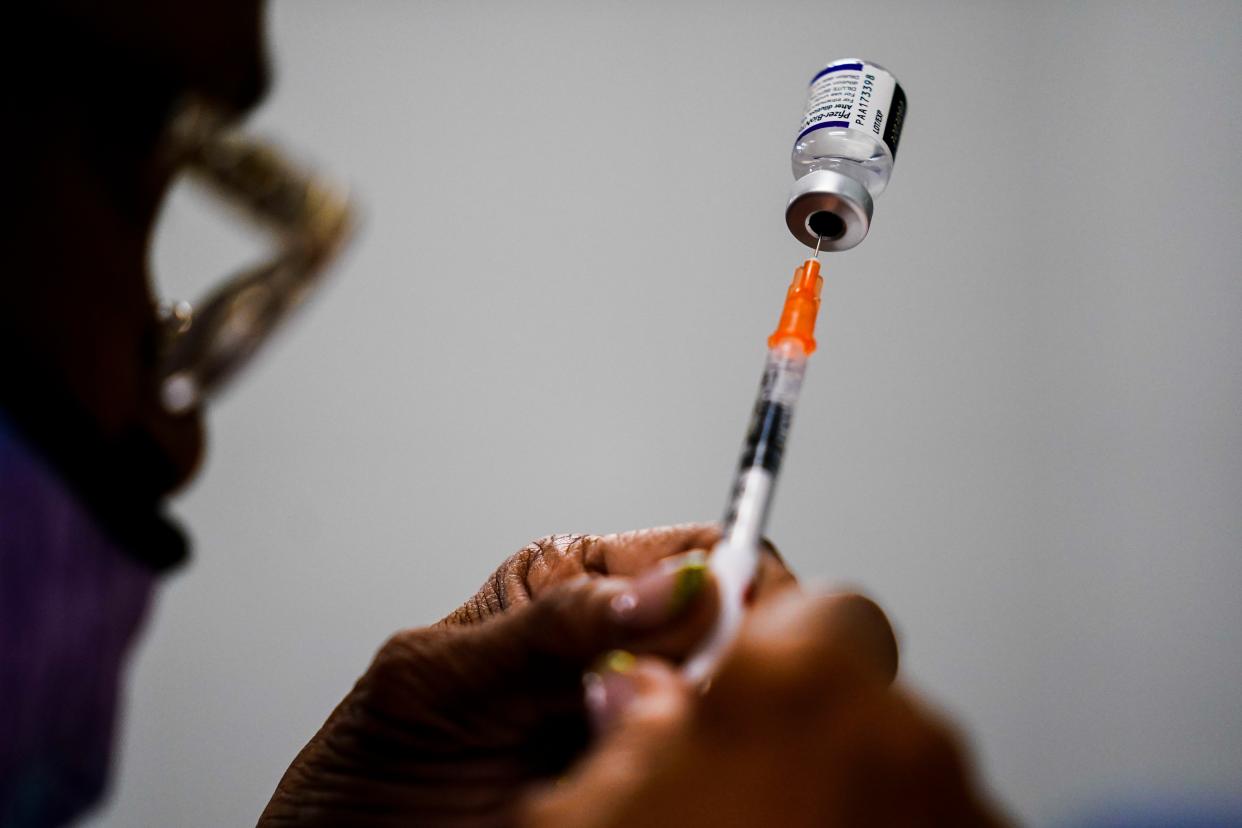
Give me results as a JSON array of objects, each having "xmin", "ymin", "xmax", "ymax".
[
  {"xmin": 5, "ymin": 2, "xmax": 272, "ymax": 495},
  {"xmin": 48, "ymin": 0, "xmax": 270, "ymax": 116}
]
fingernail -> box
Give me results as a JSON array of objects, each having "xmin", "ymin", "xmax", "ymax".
[
  {"xmin": 609, "ymin": 550, "xmax": 708, "ymax": 629},
  {"xmin": 583, "ymin": 649, "xmax": 638, "ymax": 732}
]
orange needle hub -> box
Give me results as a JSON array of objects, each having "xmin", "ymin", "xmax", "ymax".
[{"xmin": 768, "ymin": 258, "xmax": 823, "ymax": 354}]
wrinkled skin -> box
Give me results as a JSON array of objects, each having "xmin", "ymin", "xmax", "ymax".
[
  {"xmin": 260, "ymin": 525, "xmax": 1003, "ymax": 827},
  {"xmin": 524, "ymin": 589, "xmax": 1007, "ymax": 828},
  {"xmin": 259, "ymin": 525, "xmax": 794, "ymax": 826}
]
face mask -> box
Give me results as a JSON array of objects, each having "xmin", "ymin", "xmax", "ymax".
[{"xmin": 0, "ymin": 414, "xmax": 156, "ymax": 825}]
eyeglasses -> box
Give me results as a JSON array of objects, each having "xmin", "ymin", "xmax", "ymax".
[{"xmin": 156, "ymin": 99, "xmax": 356, "ymax": 414}]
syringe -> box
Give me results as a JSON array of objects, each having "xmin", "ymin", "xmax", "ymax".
[{"xmin": 682, "ymin": 248, "xmax": 824, "ymax": 683}]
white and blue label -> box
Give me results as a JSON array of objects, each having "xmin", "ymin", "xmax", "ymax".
[{"xmin": 798, "ymin": 60, "xmax": 906, "ymax": 158}]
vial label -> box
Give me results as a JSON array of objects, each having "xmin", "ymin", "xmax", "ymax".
[{"xmin": 797, "ymin": 60, "xmax": 907, "ymax": 159}]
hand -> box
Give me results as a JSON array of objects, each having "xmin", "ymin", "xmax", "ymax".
[
  {"xmin": 523, "ymin": 587, "xmax": 1005, "ymax": 828},
  {"xmin": 259, "ymin": 525, "xmax": 792, "ymax": 826}
]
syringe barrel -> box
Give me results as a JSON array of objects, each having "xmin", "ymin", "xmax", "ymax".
[
  {"xmin": 683, "ymin": 341, "xmax": 809, "ymax": 683},
  {"xmin": 722, "ymin": 340, "xmax": 807, "ymax": 545}
]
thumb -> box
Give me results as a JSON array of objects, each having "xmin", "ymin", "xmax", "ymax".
[
  {"xmin": 360, "ymin": 553, "xmax": 714, "ymax": 745},
  {"xmin": 521, "ymin": 656, "xmax": 693, "ymax": 828},
  {"xmin": 479, "ymin": 550, "xmax": 719, "ymax": 672}
]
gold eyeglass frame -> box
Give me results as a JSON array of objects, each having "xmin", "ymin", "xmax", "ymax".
[{"xmin": 156, "ymin": 99, "xmax": 356, "ymax": 414}]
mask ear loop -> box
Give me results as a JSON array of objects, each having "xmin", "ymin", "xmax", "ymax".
[{"xmin": 156, "ymin": 98, "xmax": 356, "ymax": 414}]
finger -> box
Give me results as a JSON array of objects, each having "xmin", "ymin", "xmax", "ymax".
[
  {"xmin": 708, "ymin": 588, "xmax": 899, "ymax": 716},
  {"xmin": 590, "ymin": 524, "xmax": 722, "ymax": 577},
  {"xmin": 592, "ymin": 524, "xmax": 795, "ymax": 589},
  {"xmin": 477, "ymin": 552, "xmax": 720, "ymax": 673},
  {"xmin": 445, "ymin": 528, "xmax": 725, "ymax": 624},
  {"xmin": 360, "ymin": 561, "xmax": 717, "ymax": 764},
  {"xmin": 519, "ymin": 533, "xmax": 609, "ymax": 603},
  {"xmin": 519, "ymin": 526, "xmax": 794, "ymax": 600},
  {"xmin": 752, "ymin": 537, "xmax": 798, "ymax": 600},
  {"xmin": 615, "ymin": 553, "xmax": 721, "ymax": 662},
  {"xmin": 443, "ymin": 533, "xmax": 602, "ymax": 625},
  {"xmin": 819, "ymin": 690, "xmax": 1003, "ymax": 824},
  {"xmin": 582, "ymin": 652, "xmax": 692, "ymax": 734},
  {"xmin": 522, "ymin": 657, "xmax": 692, "ymax": 828},
  {"xmin": 762, "ymin": 588, "xmax": 897, "ymax": 683},
  {"xmin": 509, "ymin": 527, "xmax": 722, "ymax": 601}
]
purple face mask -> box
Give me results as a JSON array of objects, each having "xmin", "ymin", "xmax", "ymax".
[{"xmin": 0, "ymin": 414, "xmax": 157, "ymax": 826}]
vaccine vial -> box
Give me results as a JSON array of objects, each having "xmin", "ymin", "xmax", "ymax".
[{"xmin": 785, "ymin": 59, "xmax": 907, "ymax": 252}]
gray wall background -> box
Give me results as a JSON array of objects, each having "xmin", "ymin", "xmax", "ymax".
[{"xmin": 93, "ymin": 1, "xmax": 1242, "ymax": 825}]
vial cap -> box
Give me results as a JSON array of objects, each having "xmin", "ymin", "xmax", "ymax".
[{"xmin": 785, "ymin": 170, "xmax": 873, "ymax": 252}]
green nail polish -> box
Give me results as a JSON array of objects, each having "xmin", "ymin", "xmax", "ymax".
[
  {"xmin": 669, "ymin": 553, "xmax": 708, "ymax": 615},
  {"xmin": 596, "ymin": 649, "xmax": 637, "ymax": 675}
]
